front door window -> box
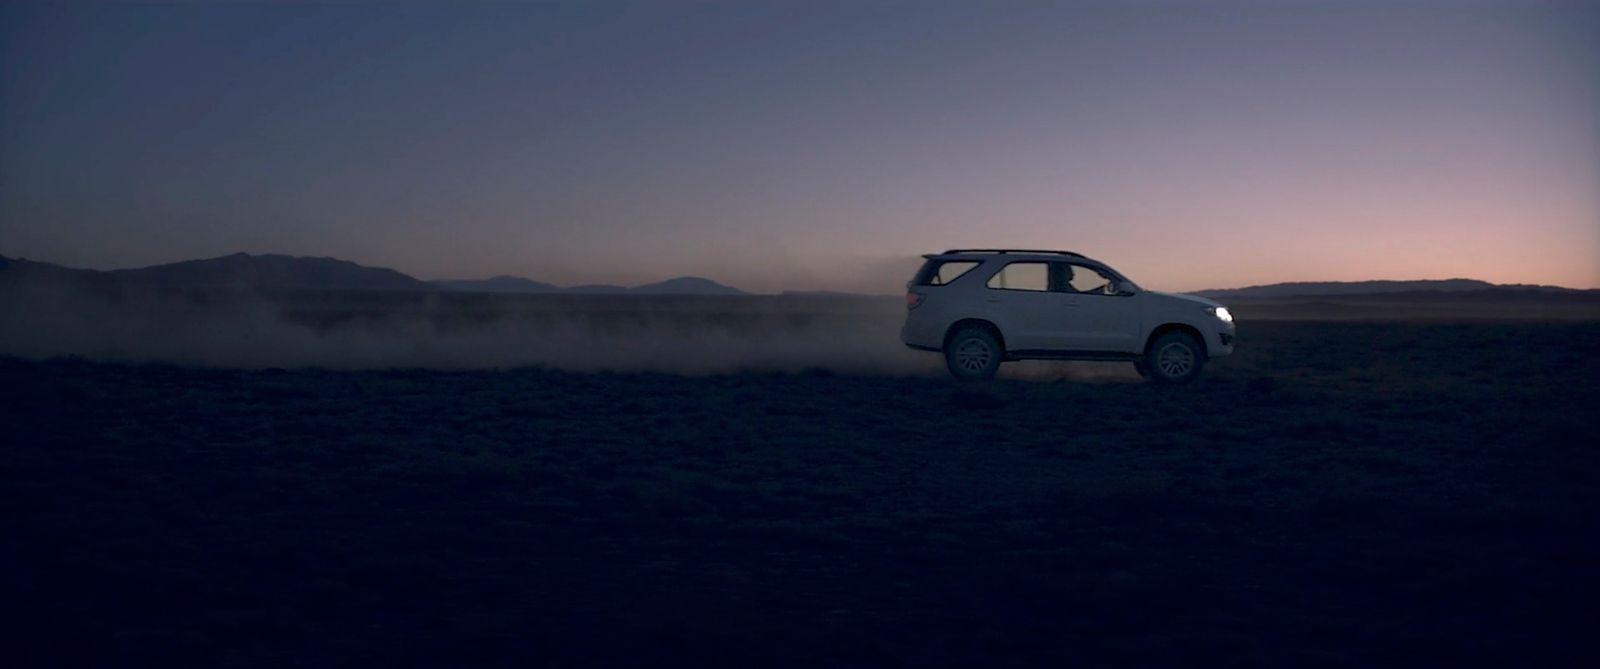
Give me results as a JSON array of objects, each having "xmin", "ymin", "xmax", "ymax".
[{"xmin": 1051, "ymin": 262, "xmax": 1140, "ymax": 351}]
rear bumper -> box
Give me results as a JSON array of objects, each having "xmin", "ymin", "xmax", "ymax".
[{"xmin": 900, "ymin": 315, "xmax": 946, "ymax": 351}]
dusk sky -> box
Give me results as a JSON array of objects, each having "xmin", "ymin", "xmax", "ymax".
[{"xmin": 2, "ymin": 0, "xmax": 1596, "ymax": 293}]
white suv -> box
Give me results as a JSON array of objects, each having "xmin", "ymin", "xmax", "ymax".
[{"xmin": 902, "ymin": 249, "xmax": 1235, "ymax": 383}]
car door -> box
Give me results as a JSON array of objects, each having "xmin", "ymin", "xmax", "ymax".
[
  {"xmin": 981, "ymin": 261, "xmax": 1061, "ymax": 351},
  {"xmin": 1047, "ymin": 262, "xmax": 1142, "ymax": 353}
]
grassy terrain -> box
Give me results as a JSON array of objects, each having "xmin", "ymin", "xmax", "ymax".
[{"xmin": 4, "ymin": 320, "xmax": 1598, "ymax": 667}]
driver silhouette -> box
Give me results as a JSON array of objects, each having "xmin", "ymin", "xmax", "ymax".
[{"xmin": 1060, "ymin": 264, "xmax": 1078, "ymax": 293}]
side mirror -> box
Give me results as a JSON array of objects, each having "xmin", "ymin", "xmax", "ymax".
[{"xmin": 1109, "ymin": 280, "xmax": 1135, "ymax": 296}]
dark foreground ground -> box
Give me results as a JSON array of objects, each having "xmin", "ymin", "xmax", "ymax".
[{"xmin": 5, "ymin": 320, "xmax": 1599, "ymax": 667}]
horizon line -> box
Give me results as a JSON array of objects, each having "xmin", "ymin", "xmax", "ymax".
[{"xmin": 3, "ymin": 250, "xmax": 1597, "ymax": 294}]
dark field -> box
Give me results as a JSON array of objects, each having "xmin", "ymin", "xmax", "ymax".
[{"xmin": 5, "ymin": 314, "xmax": 1600, "ymax": 667}]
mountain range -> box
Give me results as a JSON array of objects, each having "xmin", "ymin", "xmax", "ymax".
[
  {"xmin": 2, "ymin": 252, "xmax": 1591, "ymax": 298},
  {"xmin": 0, "ymin": 253, "xmax": 747, "ymax": 295},
  {"xmin": 0, "ymin": 253, "xmax": 428, "ymax": 291}
]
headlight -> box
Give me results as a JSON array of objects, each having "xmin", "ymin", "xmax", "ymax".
[{"xmin": 1208, "ymin": 307, "xmax": 1233, "ymax": 323}]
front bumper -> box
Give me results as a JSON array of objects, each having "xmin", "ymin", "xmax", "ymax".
[{"xmin": 1208, "ymin": 327, "xmax": 1236, "ymax": 358}]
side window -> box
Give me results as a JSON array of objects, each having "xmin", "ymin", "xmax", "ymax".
[
  {"xmin": 986, "ymin": 262, "xmax": 1050, "ymax": 292},
  {"xmin": 913, "ymin": 260, "xmax": 980, "ymax": 286},
  {"xmin": 1062, "ymin": 263, "xmax": 1114, "ymax": 294},
  {"xmin": 933, "ymin": 261, "xmax": 978, "ymax": 286}
]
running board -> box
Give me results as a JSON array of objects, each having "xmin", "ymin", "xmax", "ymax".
[{"xmin": 1006, "ymin": 350, "xmax": 1142, "ymax": 362}]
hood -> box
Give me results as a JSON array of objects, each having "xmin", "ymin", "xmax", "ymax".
[{"xmin": 1148, "ymin": 290, "xmax": 1226, "ymax": 309}]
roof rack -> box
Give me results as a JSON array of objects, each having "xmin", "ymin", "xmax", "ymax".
[{"xmin": 939, "ymin": 248, "xmax": 1086, "ymax": 258}]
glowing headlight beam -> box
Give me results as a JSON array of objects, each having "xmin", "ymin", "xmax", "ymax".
[{"xmin": 1210, "ymin": 307, "xmax": 1233, "ymax": 323}]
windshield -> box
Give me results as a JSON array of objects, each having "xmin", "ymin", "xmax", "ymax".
[{"xmin": 1099, "ymin": 263, "xmax": 1141, "ymax": 291}]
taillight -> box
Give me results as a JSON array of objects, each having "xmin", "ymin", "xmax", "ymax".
[{"xmin": 906, "ymin": 291, "xmax": 924, "ymax": 309}]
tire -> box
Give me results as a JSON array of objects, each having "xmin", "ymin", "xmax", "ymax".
[
  {"xmin": 1132, "ymin": 361, "xmax": 1150, "ymax": 379},
  {"xmin": 1144, "ymin": 331, "xmax": 1204, "ymax": 384},
  {"xmin": 945, "ymin": 327, "xmax": 1003, "ymax": 382}
]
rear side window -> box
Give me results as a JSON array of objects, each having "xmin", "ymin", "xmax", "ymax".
[
  {"xmin": 912, "ymin": 260, "xmax": 980, "ymax": 286},
  {"xmin": 986, "ymin": 261, "xmax": 1050, "ymax": 291}
]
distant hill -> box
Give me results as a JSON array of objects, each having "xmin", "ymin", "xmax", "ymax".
[
  {"xmin": 0, "ymin": 256, "xmax": 108, "ymax": 284},
  {"xmin": 114, "ymin": 253, "xmax": 430, "ymax": 290},
  {"xmin": 1, "ymin": 253, "xmax": 754, "ymax": 296},
  {"xmin": 441, "ymin": 275, "xmax": 747, "ymax": 295},
  {"xmin": 630, "ymin": 276, "xmax": 746, "ymax": 296},
  {"xmin": 433, "ymin": 276, "xmax": 560, "ymax": 294},
  {"xmin": 0, "ymin": 253, "xmax": 430, "ymax": 292},
  {"xmin": 1193, "ymin": 279, "xmax": 1588, "ymax": 300}
]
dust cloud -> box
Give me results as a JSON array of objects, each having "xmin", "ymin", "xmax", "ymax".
[{"xmin": 0, "ymin": 284, "xmax": 944, "ymax": 375}]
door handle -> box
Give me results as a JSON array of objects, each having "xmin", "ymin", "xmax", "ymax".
[{"xmin": 984, "ymin": 298, "xmax": 1001, "ymax": 304}]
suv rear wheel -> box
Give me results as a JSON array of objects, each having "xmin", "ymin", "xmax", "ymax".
[
  {"xmin": 945, "ymin": 327, "xmax": 1002, "ymax": 382},
  {"xmin": 1144, "ymin": 331, "xmax": 1204, "ymax": 384}
]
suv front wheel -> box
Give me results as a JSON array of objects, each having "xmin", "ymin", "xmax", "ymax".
[
  {"xmin": 1144, "ymin": 331, "xmax": 1204, "ymax": 384},
  {"xmin": 945, "ymin": 327, "xmax": 1003, "ymax": 382}
]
